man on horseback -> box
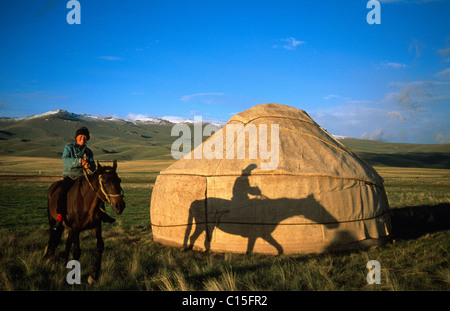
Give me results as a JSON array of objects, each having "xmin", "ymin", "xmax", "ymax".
[{"xmin": 53, "ymin": 127, "xmax": 116, "ymax": 230}]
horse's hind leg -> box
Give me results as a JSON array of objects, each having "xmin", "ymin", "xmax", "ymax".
[
  {"xmin": 43, "ymin": 222, "xmax": 54, "ymax": 258},
  {"xmin": 89, "ymin": 225, "xmax": 104, "ymax": 283},
  {"xmin": 44, "ymin": 223, "xmax": 64, "ymax": 259}
]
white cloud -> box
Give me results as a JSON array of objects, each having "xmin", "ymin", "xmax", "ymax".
[
  {"xmin": 323, "ymin": 94, "xmax": 339, "ymax": 100},
  {"xmin": 282, "ymin": 37, "xmax": 305, "ymax": 50},
  {"xmin": 384, "ymin": 81, "xmax": 450, "ymax": 108},
  {"xmin": 180, "ymin": 92, "xmax": 225, "ymax": 102},
  {"xmin": 436, "ymin": 68, "xmax": 450, "ymax": 79},
  {"xmin": 312, "ymin": 104, "xmax": 385, "ymax": 130},
  {"xmin": 384, "ymin": 85, "xmax": 423, "ymax": 109},
  {"xmin": 313, "ymin": 80, "xmax": 450, "ymax": 143},
  {"xmin": 274, "ymin": 37, "xmax": 305, "ymax": 50},
  {"xmin": 385, "ymin": 62, "xmax": 407, "ymax": 69},
  {"xmin": 323, "ymin": 94, "xmax": 376, "ymax": 105},
  {"xmin": 346, "ymin": 99, "xmax": 378, "ymax": 105},
  {"xmin": 433, "ymin": 131, "xmax": 450, "ymax": 144},
  {"xmin": 387, "ymin": 110, "xmax": 405, "ymax": 121},
  {"xmin": 409, "ymin": 38, "xmax": 425, "ymax": 58},
  {"xmin": 98, "ymin": 56, "xmax": 123, "ymax": 61},
  {"xmin": 361, "ymin": 128, "xmax": 387, "ymax": 141},
  {"xmin": 437, "ymin": 47, "xmax": 450, "ymax": 58}
]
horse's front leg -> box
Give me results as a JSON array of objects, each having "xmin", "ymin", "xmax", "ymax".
[{"xmin": 90, "ymin": 224, "xmax": 104, "ymax": 282}]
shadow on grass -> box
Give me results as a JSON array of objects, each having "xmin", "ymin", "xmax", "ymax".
[{"xmin": 390, "ymin": 203, "xmax": 450, "ymax": 240}]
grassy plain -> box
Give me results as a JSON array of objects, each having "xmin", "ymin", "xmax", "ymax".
[{"xmin": 0, "ymin": 156, "xmax": 449, "ymax": 290}]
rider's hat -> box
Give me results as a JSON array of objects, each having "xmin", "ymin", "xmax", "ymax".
[{"xmin": 75, "ymin": 127, "xmax": 90, "ymax": 140}]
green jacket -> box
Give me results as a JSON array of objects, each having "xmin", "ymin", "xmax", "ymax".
[{"xmin": 62, "ymin": 143, "xmax": 96, "ymax": 177}]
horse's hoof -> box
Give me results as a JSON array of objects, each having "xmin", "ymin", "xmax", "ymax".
[{"xmin": 88, "ymin": 275, "xmax": 95, "ymax": 285}]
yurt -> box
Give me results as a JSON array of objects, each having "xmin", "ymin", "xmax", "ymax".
[{"xmin": 150, "ymin": 103, "xmax": 391, "ymax": 254}]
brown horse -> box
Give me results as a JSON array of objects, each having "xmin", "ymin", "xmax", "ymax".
[{"xmin": 44, "ymin": 160, "xmax": 126, "ymax": 282}]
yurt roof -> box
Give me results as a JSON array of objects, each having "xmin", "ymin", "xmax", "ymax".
[{"xmin": 162, "ymin": 103, "xmax": 383, "ymax": 186}]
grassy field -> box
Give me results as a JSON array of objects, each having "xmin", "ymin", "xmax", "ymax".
[{"xmin": 0, "ymin": 156, "xmax": 449, "ymax": 290}]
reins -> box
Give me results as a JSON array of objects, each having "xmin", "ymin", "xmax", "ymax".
[{"xmin": 83, "ymin": 168, "xmax": 123, "ymax": 205}]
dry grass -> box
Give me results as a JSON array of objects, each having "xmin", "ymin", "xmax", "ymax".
[
  {"xmin": 0, "ymin": 156, "xmax": 175, "ymax": 177},
  {"xmin": 0, "ymin": 158, "xmax": 448, "ymax": 290}
]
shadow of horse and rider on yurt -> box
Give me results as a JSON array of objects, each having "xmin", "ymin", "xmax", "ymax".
[{"xmin": 183, "ymin": 164, "xmax": 339, "ymax": 255}]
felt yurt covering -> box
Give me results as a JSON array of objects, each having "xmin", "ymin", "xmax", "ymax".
[{"xmin": 150, "ymin": 103, "xmax": 391, "ymax": 254}]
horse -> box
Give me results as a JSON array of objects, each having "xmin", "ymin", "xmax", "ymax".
[{"xmin": 44, "ymin": 160, "xmax": 126, "ymax": 283}]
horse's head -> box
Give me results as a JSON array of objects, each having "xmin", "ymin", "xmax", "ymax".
[{"xmin": 97, "ymin": 160, "xmax": 126, "ymax": 215}]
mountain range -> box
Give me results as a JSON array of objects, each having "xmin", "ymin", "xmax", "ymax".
[{"xmin": 0, "ymin": 110, "xmax": 449, "ymax": 168}]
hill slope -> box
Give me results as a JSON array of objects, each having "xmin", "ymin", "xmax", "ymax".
[
  {"xmin": 0, "ymin": 110, "xmax": 449, "ymax": 168},
  {"xmin": 0, "ymin": 110, "xmax": 177, "ymax": 161},
  {"xmin": 339, "ymin": 138, "xmax": 450, "ymax": 169}
]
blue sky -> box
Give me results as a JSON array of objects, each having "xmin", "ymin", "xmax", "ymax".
[{"xmin": 1, "ymin": 0, "xmax": 449, "ymax": 144}]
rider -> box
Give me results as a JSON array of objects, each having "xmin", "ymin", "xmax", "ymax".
[
  {"xmin": 231, "ymin": 164, "xmax": 262, "ymax": 201},
  {"xmin": 53, "ymin": 127, "xmax": 116, "ymax": 230}
]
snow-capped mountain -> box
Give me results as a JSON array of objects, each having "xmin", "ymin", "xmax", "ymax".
[{"xmin": 10, "ymin": 109, "xmax": 225, "ymax": 126}]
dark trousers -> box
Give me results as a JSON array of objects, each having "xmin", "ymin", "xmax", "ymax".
[{"xmin": 56, "ymin": 176, "xmax": 77, "ymax": 216}]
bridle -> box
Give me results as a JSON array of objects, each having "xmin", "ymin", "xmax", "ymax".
[{"xmin": 83, "ymin": 168, "xmax": 124, "ymax": 204}]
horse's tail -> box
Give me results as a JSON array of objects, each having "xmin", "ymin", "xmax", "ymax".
[
  {"xmin": 44, "ymin": 226, "xmax": 63, "ymax": 256},
  {"xmin": 47, "ymin": 180, "xmax": 63, "ymax": 221},
  {"xmin": 44, "ymin": 181, "xmax": 64, "ymax": 259}
]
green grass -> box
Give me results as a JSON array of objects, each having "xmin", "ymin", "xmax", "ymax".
[
  {"xmin": 0, "ymin": 164, "xmax": 449, "ymax": 290},
  {"xmin": 378, "ymin": 167, "xmax": 450, "ymax": 208}
]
